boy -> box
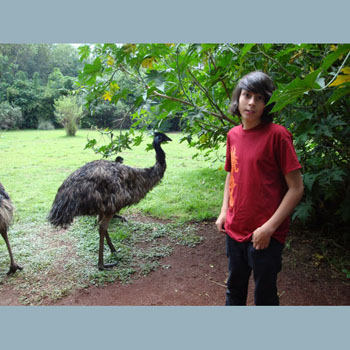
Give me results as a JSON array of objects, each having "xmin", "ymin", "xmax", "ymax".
[{"xmin": 215, "ymin": 71, "xmax": 304, "ymax": 305}]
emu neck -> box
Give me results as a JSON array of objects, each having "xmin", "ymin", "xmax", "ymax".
[{"xmin": 153, "ymin": 141, "xmax": 166, "ymax": 168}]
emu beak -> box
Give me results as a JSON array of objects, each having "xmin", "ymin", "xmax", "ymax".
[{"xmin": 164, "ymin": 135, "xmax": 172, "ymax": 142}]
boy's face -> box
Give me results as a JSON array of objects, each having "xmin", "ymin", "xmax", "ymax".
[{"xmin": 238, "ymin": 89, "xmax": 265, "ymax": 129}]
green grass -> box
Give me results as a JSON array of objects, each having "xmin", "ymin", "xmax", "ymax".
[
  {"xmin": 0, "ymin": 129, "xmax": 226, "ymax": 304},
  {"xmin": 0, "ymin": 129, "xmax": 226, "ymax": 221}
]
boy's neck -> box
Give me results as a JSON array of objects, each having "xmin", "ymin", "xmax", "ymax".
[{"xmin": 242, "ymin": 119, "xmax": 262, "ymax": 130}]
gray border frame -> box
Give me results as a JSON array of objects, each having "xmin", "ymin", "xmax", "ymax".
[
  {"xmin": 0, "ymin": 0, "xmax": 349, "ymax": 349},
  {"xmin": 1, "ymin": 0, "xmax": 349, "ymax": 43}
]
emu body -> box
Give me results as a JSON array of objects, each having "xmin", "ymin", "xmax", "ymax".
[
  {"xmin": 48, "ymin": 132, "xmax": 171, "ymax": 270},
  {"xmin": 0, "ymin": 182, "xmax": 22, "ymax": 275}
]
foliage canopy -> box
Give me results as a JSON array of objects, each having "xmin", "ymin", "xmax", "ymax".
[
  {"xmin": 0, "ymin": 44, "xmax": 82, "ymax": 129},
  {"xmin": 77, "ymin": 43, "xmax": 350, "ymax": 232}
]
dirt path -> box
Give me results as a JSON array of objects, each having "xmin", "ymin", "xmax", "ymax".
[{"xmin": 45, "ymin": 220, "xmax": 349, "ymax": 306}]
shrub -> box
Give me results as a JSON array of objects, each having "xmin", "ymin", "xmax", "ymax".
[
  {"xmin": 54, "ymin": 95, "xmax": 82, "ymax": 136},
  {"xmin": 37, "ymin": 119, "xmax": 55, "ymax": 130},
  {"xmin": 0, "ymin": 101, "xmax": 23, "ymax": 130}
]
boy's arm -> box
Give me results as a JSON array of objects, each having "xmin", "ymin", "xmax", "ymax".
[
  {"xmin": 215, "ymin": 172, "xmax": 231, "ymax": 233},
  {"xmin": 252, "ymin": 169, "xmax": 304, "ymax": 250}
]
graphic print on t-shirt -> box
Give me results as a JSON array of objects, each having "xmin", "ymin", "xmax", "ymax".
[{"xmin": 229, "ymin": 146, "xmax": 239, "ymax": 209}]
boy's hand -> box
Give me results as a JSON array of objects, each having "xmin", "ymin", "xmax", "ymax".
[
  {"xmin": 251, "ymin": 225, "xmax": 274, "ymax": 250},
  {"xmin": 215, "ymin": 213, "xmax": 227, "ymax": 233}
]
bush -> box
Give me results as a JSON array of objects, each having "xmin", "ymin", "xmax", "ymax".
[
  {"xmin": 0, "ymin": 101, "xmax": 23, "ymax": 130},
  {"xmin": 37, "ymin": 119, "xmax": 55, "ymax": 130},
  {"xmin": 54, "ymin": 95, "xmax": 82, "ymax": 136}
]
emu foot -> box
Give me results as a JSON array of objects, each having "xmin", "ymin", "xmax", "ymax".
[
  {"xmin": 113, "ymin": 214, "xmax": 127, "ymax": 222},
  {"xmin": 7, "ymin": 264, "xmax": 23, "ymax": 275},
  {"xmin": 98, "ymin": 262, "xmax": 118, "ymax": 271}
]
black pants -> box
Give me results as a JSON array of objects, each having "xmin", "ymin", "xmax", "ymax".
[{"xmin": 225, "ymin": 235, "xmax": 284, "ymax": 306}]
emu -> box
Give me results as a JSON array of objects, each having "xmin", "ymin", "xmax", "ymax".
[
  {"xmin": 0, "ymin": 182, "xmax": 22, "ymax": 275},
  {"xmin": 48, "ymin": 132, "xmax": 172, "ymax": 270}
]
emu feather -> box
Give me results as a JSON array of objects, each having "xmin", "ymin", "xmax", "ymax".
[{"xmin": 48, "ymin": 132, "xmax": 171, "ymax": 270}]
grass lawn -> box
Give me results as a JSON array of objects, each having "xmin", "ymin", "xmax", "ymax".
[
  {"xmin": 0, "ymin": 129, "xmax": 226, "ymax": 221},
  {"xmin": 0, "ymin": 129, "xmax": 226, "ymax": 304}
]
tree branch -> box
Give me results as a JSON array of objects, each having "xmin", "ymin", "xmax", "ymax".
[
  {"xmin": 207, "ymin": 52, "xmax": 231, "ymax": 99},
  {"xmin": 186, "ymin": 67, "xmax": 231, "ymax": 123},
  {"xmin": 151, "ymin": 90, "xmax": 236, "ymax": 124},
  {"xmin": 176, "ymin": 49, "xmax": 194, "ymax": 105},
  {"xmin": 315, "ymin": 50, "xmax": 350, "ymax": 91},
  {"xmin": 113, "ymin": 102, "xmax": 138, "ymax": 133},
  {"xmin": 115, "ymin": 61, "xmax": 237, "ymax": 125},
  {"xmin": 255, "ymin": 45, "xmax": 295, "ymax": 79},
  {"xmin": 195, "ymin": 117, "xmax": 225, "ymax": 131}
]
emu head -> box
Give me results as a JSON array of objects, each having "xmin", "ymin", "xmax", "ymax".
[{"xmin": 153, "ymin": 132, "xmax": 172, "ymax": 145}]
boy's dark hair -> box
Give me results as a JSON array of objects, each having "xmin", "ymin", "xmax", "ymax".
[{"xmin": 229, "ymin": 71, "xmax": 276, "ymax": 124}]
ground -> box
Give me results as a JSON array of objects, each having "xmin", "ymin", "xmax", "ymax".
[{"xmin": 1, "ymin": 217, "xmax": 349, "ymax": 306}]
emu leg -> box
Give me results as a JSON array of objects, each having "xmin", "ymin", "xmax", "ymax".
[
  {"xmin": 98, "ymin": 215, "xmax": 117, "ymax": 270},
  {"xmin": 105, "ymin": 231, "xmax": 116, "ymax": 253},
  {"xmin": 1, "ymin": 230, "xmax": 23, "ymax": 275},
  {"xmin": 113, "ymin": 214, "xmax": 127, "ymax": 222}
]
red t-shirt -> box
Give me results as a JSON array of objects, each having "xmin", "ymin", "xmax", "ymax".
[{"xmin": 224, "ymin": 123, "xmax": 302, "ymax": 244}]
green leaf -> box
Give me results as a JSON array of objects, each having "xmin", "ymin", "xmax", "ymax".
[
  {"xmin": 292, "ymin": 198, "xmax": 313, "ymax": 222},
  {"xmin": 145, "ymin": 70, "xmax": 166, "ymax": 91},
  {"xmin": 83, "ymin": 57, "xmax": 102, "ymax": 75},
  {"xmin": 303, "ymin": 69, "xmax": 323, "ymax": 88},
  {"xmin": 330, "ymin": 169, "xmax": 345, "ymax": 182},
  {"xmin": 239, "ymin": 44, "xmax": 255, "ymax": 61},
  {"xmin": 269, "ymin": 69, "xmax": 322, "ymax": 112},
  {"xmin": 133, "ymin": 135, "xmax": 143, "ymax": 146},
  {"xmin": 327, "ymin": 86, "xmax": 350, "ymax": 105},
  {"xmin": 84, "ymin": 138, "xmax": 97, "ymax": 150},
  {"xmin": 78, "ymin": 45, "xmax": 91, "ymax": 61},
  {"xmin": 321, "ymin": 44, "xmax": 350, "ymax": 71},
  {"xmin": 303, "ymin": 173, "xmax": 317, "ymax": 191}
]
